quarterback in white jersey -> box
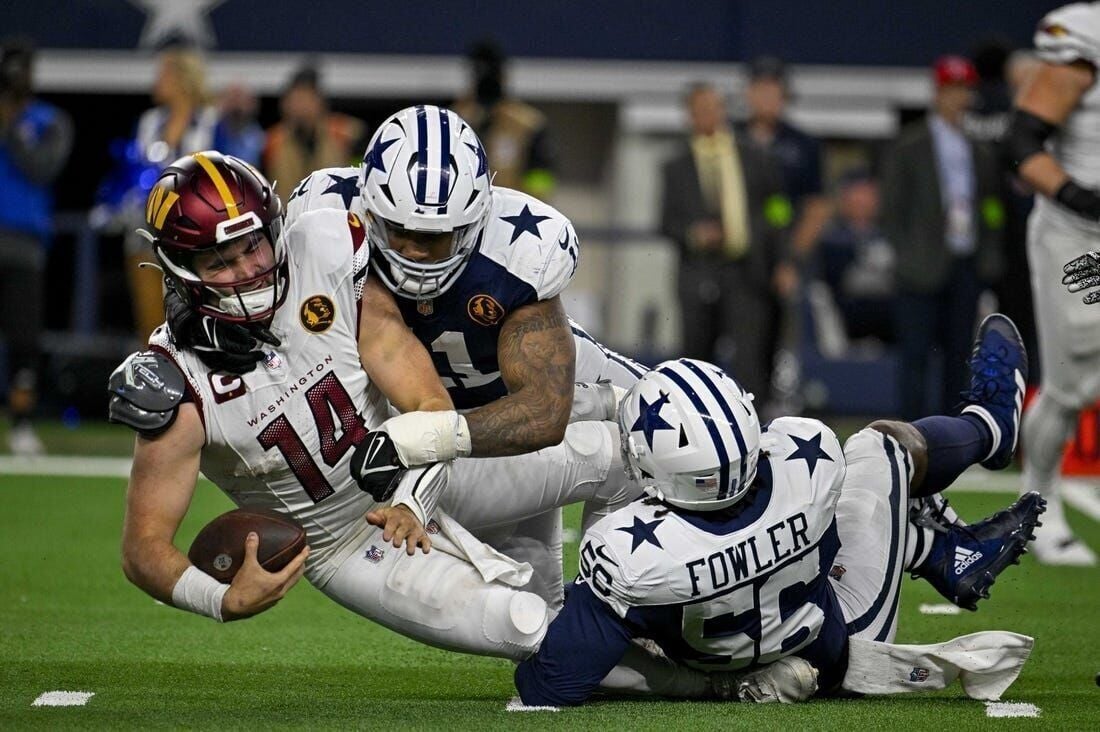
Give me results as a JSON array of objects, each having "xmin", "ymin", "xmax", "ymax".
[
  {"xmin": 112, "ymin": 152, "xmax": 641, "ymax": 661},
  {"xmin": 518, "ymin": 325, "xmax": 1044, "ymax": 706},
  {"xmin": 1008, "ymin": 1, "xmax": 1100, "ymax": 564}
]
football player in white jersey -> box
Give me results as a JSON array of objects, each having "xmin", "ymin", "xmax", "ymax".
[
  {"xmin": 110, "ymin": 151, "xmax": 639, "ymax": 661},
  {"xmin": 516, "ymin": 316, "xmax": 1043, "ymax": 706},
  {"xmin": 1007, "ymin": 2, "xmax": 1100, "ymax": 565}
]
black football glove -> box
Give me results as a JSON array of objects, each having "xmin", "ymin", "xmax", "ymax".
[
  {"xmin": 164, "ymin": 289, "xmax": 281, "ymax": 374},
  {"xmin": 1062, "ymin": 250, "xmax": 1100, "ymax": 305},
  {"xmin": 349, "ymin": 430, "xmax": 407, "ymax": 502}
]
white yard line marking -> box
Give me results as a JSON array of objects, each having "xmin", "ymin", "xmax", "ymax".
[
  {"xmin": 985, "ymin": 701, "xmax": 1040, "ymax": 718},
  {"xmin": 0, "ymin": 455, "xmax": 132, "ymax": 478},
  {"xmin": 506, "ymin": 696, "xmax": 559, "ymax": 712},
  {"xmin": 32, "ymin": 691, "xmax": 95, "ymax": 707},
  {"xmin": 918, "ymin": 603, "xmax": 962, "ymax": 615},
  {"xmin": 1063, "ymin": 481, "xmax": 1100, "ymax": 523}
]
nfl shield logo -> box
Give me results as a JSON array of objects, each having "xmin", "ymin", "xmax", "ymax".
[
  {"xmin": 426, "ymin": 520, "xmax": 440, "ymax": 535},
  {"xmin": 417, "ymin": 299, "xmax": 434, "ymax": 315},
  {"xmin": 909, "ymin": 667, "xmax": 930, "ymax": 683},
  {"xmin": 364, "ymin": 545, "xmax": 385, "ymax": 563},
  {"xmin": 263, "ymin": 351, "xmax": 283, "ymax": 370}
]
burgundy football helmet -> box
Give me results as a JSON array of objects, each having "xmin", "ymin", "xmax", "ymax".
[{"xmin": 140, "ymin": 151, "xmax": 287, "ymax": 325}]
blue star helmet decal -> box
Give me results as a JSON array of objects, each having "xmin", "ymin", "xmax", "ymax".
[
  {"xmin": 322, "ymin": 173, "xmax": 359, "ymax": 210},
  {"xmin": 630, "ymin": 390, "xmax": 675, "ymax": 449},
  {"xmin": 500, "ymin": 204, "xmax": 552, "ymax": 245},
  {"xmin": 363, "ymin": 135, "xmax": 398, "ymax": 176},
  {"xmin": 464, "ymin": 138, "xmax": 489, "ymax": 178},
  {"xmin": 616, "ymin": 515, "xmax": 665, "ymax": 553},
  {"xmin": 785, "ymin": 432, "xmax": 833, "ymax": 476}
]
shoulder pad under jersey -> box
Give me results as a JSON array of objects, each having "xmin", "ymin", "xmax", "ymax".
[
  {"xmin": 1035, "ymin": 3, "xmax": 1100, "ymax": 67},
  {"xmin": 107, "ymin": 350, "xmax": 187, "ymax": 437}
]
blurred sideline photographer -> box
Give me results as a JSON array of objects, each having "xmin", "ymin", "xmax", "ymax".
[
  {"xmin": 0, "ymin": 39, "xmax": 73, "ymax": 456},
  {"xmin": 263, "ymin": 65, "xmax": 366, "ymax": 203},
  {"xmin": 453, "ymin": 41, "xmax": 557, "ymax": 200}
]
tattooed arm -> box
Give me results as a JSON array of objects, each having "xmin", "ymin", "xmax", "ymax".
[{"xmin": 463, "ymin": 296, "xmax": 576, "ymax": 456}]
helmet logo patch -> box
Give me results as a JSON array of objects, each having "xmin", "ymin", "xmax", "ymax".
[
  {"xmin": 467, "ymin": 294, "xmax": 505, "ymax": 326},
  {"xmin": 146, "ymin": 186, "xmax": 179, "ymax": 230},
  {"xmin": 300, "ymin": 295, "xmax": 336, "ymax": 333}
]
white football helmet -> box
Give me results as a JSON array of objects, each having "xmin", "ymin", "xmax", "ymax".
[
  {"xmin": 359, "ymin": 105, "xmax": 492, "ymax": 300},
  {"xmin": 618, "ymin": 359, "xmax": 761, "ymax": 511}
]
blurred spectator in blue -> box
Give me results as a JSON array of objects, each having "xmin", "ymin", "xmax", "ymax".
[
  {"xmin": 817, "ymin": 167, "xmax": 896, "ymax": 343},
  {"xmin": 882, "ymin": 56, "xmax": 1005, "ymax": 420},
  {"xmin": 127, "ymin": 46, "xmax": 219, "ymax": 343},
  {"xmin": 213, "ymin": 83, "xmax": 264, "ymax": 166},
  {"xmin": 263, "ymin": 65, "xmax": 366, "ymax": 202},
  {"xmin": 0, "ymin": 39, "xmax": 72, "ymax": 455},
  {"xmin": 660, "ymin": 82, "xmax": 790, "ymax": 407},
  {"xmin": 737, "ymin": 56, "xmax": 830, "ymax": 290},
  {"xmin": 453, "ymin": 41, "xmax": 557, "ymax": 201}
]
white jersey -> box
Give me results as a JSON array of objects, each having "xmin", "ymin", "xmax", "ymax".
[
  {"xmin": 576, "ymin": 417, "xmax": 846, "ymax": 671},
  {"xmin": 1034, "ymin": 2, "xmax": 1100, "ymax": 232},
  {"xmin": 151, "ymin": 207, "xmax": 387, "ymax": 584}
]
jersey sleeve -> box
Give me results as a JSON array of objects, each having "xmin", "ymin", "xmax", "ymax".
[
  {"xmin": 534, "ymin": 219, "xmax": 579, "ymax": 300},
  {"xmin": 1035, "ymin": 3, "xmax": 1100, "ymax": 67},
  {"xmin": 513, "ymin": 580, "xmax": 635, "ymax": 707},
  {"xmin": 577, "ymin": 513, "xmax": 687, "ymax": 618},
  {"xmin": 283, "ymin": 166, "xmax": 362, "ymax": 228}
]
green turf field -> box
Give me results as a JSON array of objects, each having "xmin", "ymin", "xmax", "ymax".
[{"xmin": 2, "ymin": 468, "xmax": 1099, "ymax": 730}]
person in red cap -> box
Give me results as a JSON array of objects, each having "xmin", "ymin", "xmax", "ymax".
[{"xmin": 881, "ymin": 55, "xmax": 1006, "ymax": 421}]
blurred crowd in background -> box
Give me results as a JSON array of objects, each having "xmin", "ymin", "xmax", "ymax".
[{"xmin": 0, "ymin": 29, "xmax": 1052, "ymax": 452}]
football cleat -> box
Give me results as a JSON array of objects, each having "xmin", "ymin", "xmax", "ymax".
[
  {"xmin": 959, "ymin": 314, "xmax": 1028, "ymax": 470},
  {"xmin": 912, "ymin": 492, "xmax": 1045, "ymax": 611}
]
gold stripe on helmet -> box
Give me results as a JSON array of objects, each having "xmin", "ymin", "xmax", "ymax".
[
  {"xmin": 192, "ymin": 152, "xmax": 240, "ymax": 219},
  {"xmin": 146, "ymin": 185, "xmax": 163, "ymax": 224}
]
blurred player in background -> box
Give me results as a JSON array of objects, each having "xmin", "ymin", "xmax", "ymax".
[
  {"xmin": 516, "ymin": 322, "xmax": 1042, "ymax": 706},
  {"xmin": 1007, "ymin": 1, "xmax": 1100, "ymax": 565},
  {"xmin": 0, "ymin": 39, "xmax": 72, "ymax": 456}
]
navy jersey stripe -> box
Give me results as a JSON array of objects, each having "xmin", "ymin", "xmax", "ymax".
[
  {"xmin": 657, "ymin": 364, "xmax": 731, "ymax": 503},
  {"xmin": 847, "ymin": 435, "xmax": 904, "ymax": 636},
  {"xmin": 570, "ymin": 325, "xmax": 647, "ymax": 378}
]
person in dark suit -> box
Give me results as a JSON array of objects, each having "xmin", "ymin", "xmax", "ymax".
[
  {"xmin": 883, "ymin": 56, "xmax": 1006, "ymax": 420},
  {"xmin": 660, "ymin": 82, "xmax": 790, "ymax": 406}
]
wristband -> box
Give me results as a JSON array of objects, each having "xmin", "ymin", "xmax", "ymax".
[
  {"xmin": 171, "ymin": 565, "xmax": 230, "ymax": 622},
  {"xmin": 1054, "ymin": 180, "xmax": 1100, "ymax": 221}
]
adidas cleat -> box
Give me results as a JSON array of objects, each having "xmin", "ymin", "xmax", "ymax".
[
  {"xmin": 912, "ymin": 491, "xmax": 1046, "ymax": 611},
  {"xmin": 959, "ymin": 313, "xmax": 1028, "ymax": 470}
]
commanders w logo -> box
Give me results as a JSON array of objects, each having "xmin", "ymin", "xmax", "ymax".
[{"xmin": 146, "ymin": 186, "xmax": 179, "ymax": 230}]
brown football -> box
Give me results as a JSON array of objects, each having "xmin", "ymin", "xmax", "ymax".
[{"xmin": 187, "ymin": 507, "xmax": 307, "ymax": 583}]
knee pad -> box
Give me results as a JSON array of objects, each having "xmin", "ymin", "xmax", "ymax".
[{"xmin": 483, "ymin": 590, "xmax": 549, "ymax": 658}]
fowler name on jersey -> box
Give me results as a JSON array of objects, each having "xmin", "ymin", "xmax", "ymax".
[{"xmin": 684, "ymin": 510, "xmax": 812, "ymax": 597}]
